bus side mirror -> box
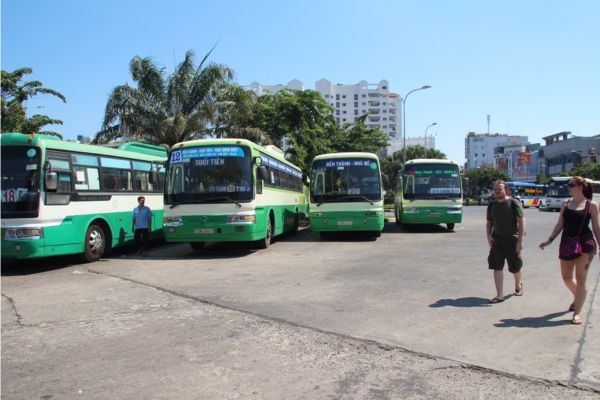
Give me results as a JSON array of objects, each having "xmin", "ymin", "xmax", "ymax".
[
  {"xmin": 302, "ymin": 173, "xmax": 310, "ymax": 185},
  {"xmin": 45, "ymin": 172, "xmax": 58, "ymax": 191},
  {"xmin": 257, "ymin": 166, "xmax": 269, "ymax": 181}
]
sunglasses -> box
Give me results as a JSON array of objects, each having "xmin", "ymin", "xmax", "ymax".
[{"xmin": 567, "ymin": 182, "xmax": 580, "ymax": 188}]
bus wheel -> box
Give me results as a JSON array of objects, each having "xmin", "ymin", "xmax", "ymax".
[
  {"xmin": 373, "ymin": 231, "xmax": 382, "ymax": 238},
  {"xmin": 82, "ymin": 224, "xmax": 106, "ymax": 262},
  {"xmin": 190, "ymin": 242, "xmax": 205, "ymax": 251},
  {"xmin": 257, "ymin": 217, "xmax": 273, "ymax": 249},
  {"xmin": 446, "ymin": 223, "xmax": 455, "ymax": 232}
]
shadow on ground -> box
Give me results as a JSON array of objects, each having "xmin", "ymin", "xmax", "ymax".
[{"xmin": 494, "ymin": 311, "xmax": 572, "ymax": 328}]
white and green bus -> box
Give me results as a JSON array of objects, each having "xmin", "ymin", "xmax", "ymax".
[
  {"xmin": 309, "ymin": 152, "xmax": 385, "ymax": 238},
  {"xmin": 394, "ymin": 159, "xmax": 463, "ymax": 231},
  {"xmin": 1, "ymin": 133, "xmax": 167, "ymax": 262},
  {"xmin": 163, "ymin": 139, "xmax": 308, "ymax": 249}
]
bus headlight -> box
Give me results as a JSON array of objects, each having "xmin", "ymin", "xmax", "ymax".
[
  {"xmin": 5, "ymin": 227, "xmax": 43, "ymax": 240},
  {"xmin": 447, "ymin": 206, "xmax": 462, "ymax": 214},
  {"xmin": 365, "ymin": 211, "xmax": 383, "ymax": 216},
  {"xmin": 404, "ymin": 207, "xmax": 420, "ymax": 214},
  {"xmin": 163, "ymin": 216, "xmax": 183, "ymax": 226},
  {"xmin": 226, "ymin": 213, "xmax": 256, "ymax": 224}
]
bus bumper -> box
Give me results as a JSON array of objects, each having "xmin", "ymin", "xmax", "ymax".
[
  {"xmin": 1, "ymin": 237, "xmax": 45, "ymax": 259},
  {"xmin": 163, "ymin": 221, "xmax": 266, "ymax": 243},
  {"xmin": 309, "ymin": 211, "xmax": 384, "ymax": 232},
  {"xmin": 401, "ymin": 213, "xmax": 462, "ymax": 225}
]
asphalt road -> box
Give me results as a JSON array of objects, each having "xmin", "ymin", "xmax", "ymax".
[{"xmin": 2, "ymin": 206, "xmax": 599, "ymax": 399}]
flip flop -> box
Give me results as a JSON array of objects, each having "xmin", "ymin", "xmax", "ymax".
[
  {"xmin": 571, "ymin": 316, "xmax": 583, "ymax": 325},
  {"xmin": 514, "ymin": 283, "xmax": 523, "ymax": 296},
  {"xmin": 489, "ymin": 297, "xmax": 505, "ymax": 304},
  {"xmin": 568, "ymin": 302, "xmax": 575, "ymax": 312}
]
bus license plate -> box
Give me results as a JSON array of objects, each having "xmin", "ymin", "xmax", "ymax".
[
  {"xmin": 337, "ymin": 220, "xmax": 352, "ymax": 226},
  {"xmin": 195, "ymin": 228, "xmax": 213, "ymax": 234}
]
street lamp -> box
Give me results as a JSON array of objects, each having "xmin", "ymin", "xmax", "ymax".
[
  {"xmin": 402, "ymin": 85, "xmax": 431, "ymax": 164},
  {"xmin": 424, "ymin": 122, "xmax": 437, "ymax": 158}
]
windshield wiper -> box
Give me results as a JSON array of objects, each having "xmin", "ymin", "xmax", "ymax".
[
  {"xmin": 201, "ymin": 196, "xmax": 242, "ymax": 208},
  {"xmin": 315, "ymin": 192, "xmax": 337, "ymax": 207},
  {"xmin": 169, "ymin": 193, "xmax": 180, "ymax": 209},
  {"xmin": 336, "ymin": 195, "xmax": 374, "ymax": 205}
]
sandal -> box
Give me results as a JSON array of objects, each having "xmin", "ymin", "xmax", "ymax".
[
  {"xmin": 571, "ymin": 316, "xmax": 583, "ymax": 325},
  {"xmin": 489, "ymin": 297, "xmax": 505, "ymax": 304},
  {"xmin": 568, "ymin": 302, "xmax": 575, "ymax": 312},
  {"xmin": 514, "ymin": 283, "xmax": 523, "ymax": 296}
]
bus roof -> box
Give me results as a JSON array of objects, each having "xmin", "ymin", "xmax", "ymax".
[
  {"xmin": 1, "ymin": 132, "xmax": 168, "ymax": 161},
  {"xmin": 170, "ymin": 138, "xmax": 301, "ymax": 171},
  {"xmin": 506, "ymin": 181, "xmax": 544, "ymax": 187},
  {"xmin": 312, "ymin": 152, "xmax": 379, "ymax": 162},
  {"xmin": 404, "ymin": 158, "xmax": 459, "ymax": 166}
]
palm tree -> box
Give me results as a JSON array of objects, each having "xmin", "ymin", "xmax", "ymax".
[
  {"xmin": 1, "ymin": 67, "xmax": 66, "ymax": 137},
  {"xmin": 95, "ymin": 48, "xmax": 233, "ymax": 147},
  {"xmin": 211, "ymin": 84, "xmax": 270, "ymax": 144}
]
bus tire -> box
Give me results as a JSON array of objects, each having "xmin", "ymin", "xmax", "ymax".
[
  {"xmin": 257, "ymin": 216, "xmax": 273, "ymax": 249},
  {"xmin": 446, "ymin": 223, "xmax": 455, "ymax": 232},
  {"xmin": 373, "ymin": 231, "xmax": 382, "ymax": 238},
  {"xmin": 190, "ymin": 242, "xmax": 205, "ymax": 250},
  {"xmin": 81, "ymin": 224, "xmax": 106, "ymax": 263},
  {"xmin": 319, "ymin": 232, "xmax": 329, "ymax": 239}
]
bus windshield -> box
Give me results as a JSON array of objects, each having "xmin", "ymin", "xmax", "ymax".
[
  {"xmin": 2, "ymin": 146, "xmax": 41, "ymax": 218},
  {"xmin": 403, "ymin": 163, "xmax": 461, "ymax": 200},
  {"xmin": 166, "ymin": 145, "xmax": 253, "ymax": 204},
  {"xmin": 1, "ymin": 145, "xmax": 41, "ymax": 218},
  {"xmin": 546, "ymin": 181, "xmax": 569, "ymax": 198},
  {"xmin": 310, "ymin": 158, "xmax": 381, "ymax": 203}
]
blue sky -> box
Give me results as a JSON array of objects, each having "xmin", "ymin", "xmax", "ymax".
[{"xmin": 2, "ymin": 0, "xmax": 599, "ymax": 163}]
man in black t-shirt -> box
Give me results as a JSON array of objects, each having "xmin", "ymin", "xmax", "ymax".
[{"xmin": 486, "ymin": 180, "xmax": 526, "ymax": 303}]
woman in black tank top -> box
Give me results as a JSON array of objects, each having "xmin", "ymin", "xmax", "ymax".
[{"xmin": 539, "ymin": 176, "xmax": 600, "ymax": 325}]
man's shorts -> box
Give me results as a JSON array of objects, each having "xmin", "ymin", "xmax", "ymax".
[{"xmin": 488, "ymin": 237, "xmax": 523, "ymax": 273}]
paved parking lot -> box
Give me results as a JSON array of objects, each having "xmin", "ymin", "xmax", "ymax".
[{"xmin": 2, "ymin": 207, "xmax": 599, "ymax": 399}]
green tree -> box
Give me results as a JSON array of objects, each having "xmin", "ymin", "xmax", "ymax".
[
  {"xmin": 211, "ymin": 84, "xmax": 270, "ymax": 144},
  {"xmin": 333, "ymin": 115, "xmax": 389, "ymax": 153},
  {"xmin": 1, "ymin": 67, "xmax": 66, "ymax": 137},
  {"xmin": 96, "ymin": 48, "xmax": 233, "ymax": 147},
  {"xmin": 252, "ymin": 90, "xmax": 338, "ymax": 170},
  {"xmin": 463, "ymin": 167, "xmax": 509, "ymax": 197},
  {"xmin": 562, "ymin": 162, "xmax": 600, "ymax": 180}
]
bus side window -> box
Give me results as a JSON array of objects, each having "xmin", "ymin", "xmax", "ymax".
[
  {"xmin": 314, "ymin": 172, "xmax": 324, "ymax": 194},
  {"xmin": 172, "ymin": 166, "xmax": 183, "ymax": 194},
  {"xmin": 404, "ymin": 175, "xmax": 415, "ymax": 194}
]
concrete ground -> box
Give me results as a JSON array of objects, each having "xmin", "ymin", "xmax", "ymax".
[{"xmin": 2, "ymin": 206, "xmax": 599, "ymax": 399}]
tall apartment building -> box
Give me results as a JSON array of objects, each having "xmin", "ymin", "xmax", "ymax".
[
  {"xmin": 465, "ymin": 133, "xmax": 528, "ymax": 169},
  {"xmin": 245, "ymin": 79, "xmax": 401, "ymax": 154},
  {"xmin": 315, "ymin": 79, "xmax": 400, "ymax": 144},
  {"xmin": 246, "ymin": 79, "xmax": 304, "ymax": 96}
]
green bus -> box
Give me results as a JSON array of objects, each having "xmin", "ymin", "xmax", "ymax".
[
  {"xmin": 309, "ymin": 152, "xmax": 385, "ymax": 238},
  {"xmin": 163, "ymin": 139, "xmax": 308, "ymax": 249},
  {"xmin": 394, "ymin": 159, "xmax": 463, "ymax": 231},
  {"xmin": 1, "ymin": 133, "xmax": 167, "ymax": 262}
]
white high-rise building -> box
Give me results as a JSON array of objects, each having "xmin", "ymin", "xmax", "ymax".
[
  {"xmin": 245, "ymin": 79, "xmax": 401, "ymax": 154},
  {"xmin": 246, "ymin": 79, "xmax": 304, "ymax": 96},
  {"xmin": 315, "ymin": 79, "xmax": 400, "ymax": 146},
  {"xmin": 465, "ymin": 133, "xmax": 528, "ymax": 169}
]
